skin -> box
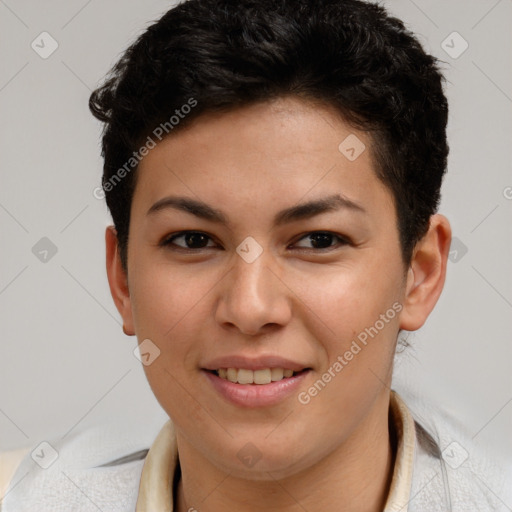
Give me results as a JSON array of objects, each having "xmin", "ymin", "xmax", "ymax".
[{"xmin": 106, "ymin": 96, "xmax": 451, "ymax": 511}]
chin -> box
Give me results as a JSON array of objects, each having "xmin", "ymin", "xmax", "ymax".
[{"xmin": 205, "ymin": 439, "xmax": 315, "ymax": 481}]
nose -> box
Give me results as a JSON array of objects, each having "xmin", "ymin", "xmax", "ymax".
[{"xmin": 214, "ymin": 247, "xmax": 292, "ymax": 336}]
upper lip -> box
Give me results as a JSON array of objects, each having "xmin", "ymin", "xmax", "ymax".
[{"xmin": 202, "ymin": 355, "xmax": 309, "ymax": 372}]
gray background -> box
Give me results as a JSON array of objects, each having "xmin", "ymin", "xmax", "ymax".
[{"xmin": 1, "ymin": 0, "xmax": 511, "ymax": 468}]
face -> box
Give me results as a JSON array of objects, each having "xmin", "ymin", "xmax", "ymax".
[{"xmin": 115, "ymin": 96, "xmax": 413, "ymax": 478}]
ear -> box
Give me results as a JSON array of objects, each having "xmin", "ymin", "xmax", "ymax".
[
  {"xmin": 105, "ymin": 226, "xmax": 135, "ymax": 336},
  {"xmin": 399, "ymin": 214, "xmax": 452, "ymax": 331}
]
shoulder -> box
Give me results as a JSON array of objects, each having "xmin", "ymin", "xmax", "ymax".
[
  {"xmin": 400, "ymin": 392, "xmax": 512, "ymax": 511},
  {"xmin": 1, "ymin": 420, "xmax": 159, "ymax": 512},
  {"xmin": 1, "ymin": 447, "xmax": 31, "ymax": 502}
]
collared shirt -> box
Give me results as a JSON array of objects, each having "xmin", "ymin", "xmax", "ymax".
[
  {"xmin": 2, "ymin": 390, "xmax": 509, "ymax": 511},
  {"xmin": 136, "ymin": 391, "xmax": 416, "ymax": 511}
]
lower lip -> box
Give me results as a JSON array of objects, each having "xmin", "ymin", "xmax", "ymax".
[{"xmin": 203, "ymin": 370, "xmax": 310, "ymax": 408}]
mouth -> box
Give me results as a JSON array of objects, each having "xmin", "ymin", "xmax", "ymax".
[
  {"xmin": 203, "ymin": 366, "xmax": 311, "ymax": 408},
  {"xmin": 207, "ymin": 367, "xmax": 309, "ymax": 385}
]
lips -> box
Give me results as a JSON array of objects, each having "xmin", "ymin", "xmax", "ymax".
[{"xmin": 201, "ymin": 355, "xmax": 311, "ymax": 407}]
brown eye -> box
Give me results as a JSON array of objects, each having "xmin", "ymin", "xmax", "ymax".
[
  {"xmin": 293, "ymin": 231, "xmax": 349, "ymax": 250},
  {"xmin": 163, "ymin": 231, "xmax": 216, "ymax": 250}
]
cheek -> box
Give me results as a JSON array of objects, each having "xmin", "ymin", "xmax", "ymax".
[
  {"xmin": 129, "ymin": 262, "xmax": 215, "ymax": 416},
  {"xmin": 295, "ymin": 266, "xmax": 401, "ymax": 424},
  {"xmin": 128, "ymin": 262, "xmax": 213, "ymax": 381},
  {"xmin": 294, "ymin": 257, "xmax": 403, "ymax": 394},
  {"xmin": 287, "ymin": 256, "xmax": 402, "ymax": 332},
  {"xmin": 130, "ymin": 258, "xmax": 210, "ymax": 332}
]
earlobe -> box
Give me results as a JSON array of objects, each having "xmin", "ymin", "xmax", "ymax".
[
  {"xmin": 105, "ymin": 226, "xmax": 135, "ymax": 336},
  {"xmin": 399, "ymin": 214, "xmax": 452, "ymax": 331}
]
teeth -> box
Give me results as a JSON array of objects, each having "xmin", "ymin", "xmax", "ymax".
[
  {"xmin": 270, "ymin": 368, "xmax": 284, "ymax": 381},
  {"xmin": 216, "ymin": 368, "xmax": 297, "ymax": 384},
  {"xmin": 254, "ymin": 369, "xmax": 271, "ymax": 384},
  {"xmin": 227, "ymin": 368, "xmax": 238, "ymax": 383},
  {"xmin": 237, "ymin": 369, "xmax": 253, "ymax": 384}
]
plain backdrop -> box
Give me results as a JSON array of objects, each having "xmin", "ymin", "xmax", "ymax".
[{"xmin": 1, "ymin": 0, "xmax": 511, "ymax": 468}]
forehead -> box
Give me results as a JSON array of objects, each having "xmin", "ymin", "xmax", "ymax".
[{"xmin": 132, "ymin": 96, "xmax": 395, "ymax": 223}]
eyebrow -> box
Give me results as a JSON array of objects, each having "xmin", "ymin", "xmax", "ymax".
[{"xmin": 147, "ymin": 193, "xmax": 366, "ymax": 227}]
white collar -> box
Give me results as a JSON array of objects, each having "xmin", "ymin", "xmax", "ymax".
[{"xmin": 136, "ymin": 391, "xmax": 416, "ymax": 511}]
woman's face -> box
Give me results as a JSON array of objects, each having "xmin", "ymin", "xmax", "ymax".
[{"xmin": 121, "ymin": 96, "xmax": 410, "ymax": 477}]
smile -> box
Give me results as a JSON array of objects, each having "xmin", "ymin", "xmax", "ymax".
[
  {"xmin": 214, "ymin": 367, "xmax": 298, "ymax": 384},
  {"xmin": 204, "ymin": 368, "xmax": 311, "ymax": 408}
]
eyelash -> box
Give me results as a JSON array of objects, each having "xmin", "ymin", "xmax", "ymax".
[{"xmin": 160, "ymin": 231, "xmax": 351, "ymax": 252}]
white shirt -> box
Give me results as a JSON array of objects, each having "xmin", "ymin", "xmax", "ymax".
[{"xmin": 2, "ymin": 391, "xmax": 510, "ymax": 511}]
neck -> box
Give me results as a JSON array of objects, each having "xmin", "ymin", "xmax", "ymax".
[{"xmin": 175, "ymin": 392, "xmax": 395, "ymax": 512}]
